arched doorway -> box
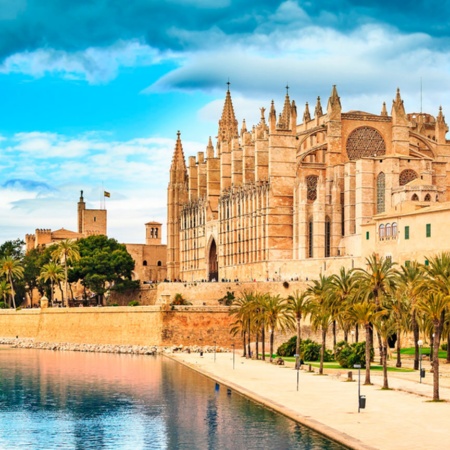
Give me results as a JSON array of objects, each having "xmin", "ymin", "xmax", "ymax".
[{"xmin": 208, "ymin": 239, "xmax": 218, "ymax": 281}]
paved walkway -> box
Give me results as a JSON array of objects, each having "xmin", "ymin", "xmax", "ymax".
[{"xmin": 168, "ymin": 352, "xmax": 450, "ymax": 450}]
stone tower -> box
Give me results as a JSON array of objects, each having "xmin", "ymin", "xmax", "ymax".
[{"xmin": 167, "ymin": 131, "xmax": 188, "ymax": 280}]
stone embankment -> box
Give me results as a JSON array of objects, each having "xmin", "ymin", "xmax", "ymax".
[{"xmin": 0, "ymin": 337, "xmax": 226, "ymax": 356}]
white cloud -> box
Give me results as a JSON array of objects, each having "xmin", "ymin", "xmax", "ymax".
[{"xmin": 0, "ymin": 40, "xmax": 169, "ymax": 84}]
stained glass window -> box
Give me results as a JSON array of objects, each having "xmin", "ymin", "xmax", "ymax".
[{"xmin": 346, "ymin": 127, "xmax": 386, "ymax": 160}]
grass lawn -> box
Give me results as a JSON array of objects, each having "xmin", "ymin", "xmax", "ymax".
[
  {"xmin": 400, "ymin": 347, "xmax": 448, "ymax": 359},
  {"xmin": 268, "ymin": 355, "xmax": 414, "ymax": 372}
]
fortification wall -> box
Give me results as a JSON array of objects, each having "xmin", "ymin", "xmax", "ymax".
[{"xmin": 0, "ymin": 307, "xmax": 233, "ymax": 347}]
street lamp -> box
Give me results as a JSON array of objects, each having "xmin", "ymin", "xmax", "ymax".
[
  {"xmin": 231, "ymin": 343, "xmax": 235, "ymax": 370},
  {"xmin": 354, "ymin": 364, "xmax": 366, "ymax": 413},
  {"xmin": 418, "ymin": 339, "xmax": 425, "ymax": 383}
]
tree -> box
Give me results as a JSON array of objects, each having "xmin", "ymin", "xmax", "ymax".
[
  {"xmin": 397, "ymin": 261, "xmax": 425, "ymax": 369},
  {"xmin": 352, "ymin": 254, "xmax": 398, "ymax": 382},
  {"xmin": 69, "ymin": 235, "xmax": 135, "ymax": 305},
  {"xmin": 287, "ymin": 290, "xmax": 309, "ymax": 368},
  {"xmin": 40, "ymin": 262, "xmax": 64, "ymax": 303},
  {"xmin": 0, "ymin": 280, "xmax": 11, "ymax": 304},
  {"xmin": 229, "ymin": 291, "xmax": 255, "ymax": 358},
  {"xmin": 263, "ymin": 294, "xmax": 293, "ymax": 362},
  {"xmin": 0, "ymin": 239, "xmax": 25, "ymax": 260},
  {"xmin": 51, "ymin": 239, "xmax": 80, "ymax": 307},
  {"xmin": 0, "ymin": 256, "xmax": 24, "ymax": 308},
  {"xmin": 306, "ymin": 275, "xmax": 333, "ymax": 375}
]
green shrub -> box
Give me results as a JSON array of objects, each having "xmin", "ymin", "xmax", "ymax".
[
  {"xmin": 442, "ymin": 343, "xmax": 448, "ymax": 351},
  {"xmin": 128, "ymin": 300, "xmax": 140, "ymax": 306},
  {"xmin": 277, "ymin": 336, "xmax": 297, "ymax": 356},
  {"xmin": 335, "ymin": 341, "xmax": 371, "ymax": 368},
  {"xmin": 0, "ymin": 302, "xmax": 7, "ymax": 309},
  {"xmin": 171, "ymin": 293, "xmax": 192, "ymax": 306}
]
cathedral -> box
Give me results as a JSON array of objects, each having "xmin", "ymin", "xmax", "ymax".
[{"xmin": 166, "ymin": 86, "xmax": 450, "ymax": 282}]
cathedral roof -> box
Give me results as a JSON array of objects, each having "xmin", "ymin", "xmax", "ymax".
[{"xmin": 218, "ymin": 85, "xmax": 238, "ymax": 142}]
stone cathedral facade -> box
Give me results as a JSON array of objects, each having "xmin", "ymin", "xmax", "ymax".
[{"xmin": 167, "ymin": 86, "xmax": 450, "ymax": 282}]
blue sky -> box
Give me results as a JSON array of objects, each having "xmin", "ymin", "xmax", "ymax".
[{"xmin": 1, "ymin": 0, "xmax": 450, "ymax": 245}]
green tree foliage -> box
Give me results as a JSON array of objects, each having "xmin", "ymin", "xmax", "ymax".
[
  {"xmin": 69, "ymin": 235, "xmax": 135, "ymax": 304},
  {"xmin": 335, "ymin": 341, "xmax": 371, "ymax": 368},
  {"xmin": 0, "ymin": 239, "xmax": 25, "ymax": 260}
]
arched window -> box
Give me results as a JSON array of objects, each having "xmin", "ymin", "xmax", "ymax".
[
  {"xmin": 308, "ymin": 218, "xmax": 313, "ymax": 258},
  {"xmin": 379, "ymin": 224, "xmax": 385, "ymax": 239},
  {"xmin": 143, "ymin": 260, "xmax": 147, "ymax": 266},
  {"xmin": 386, "ymin": 223, "xmax": 392, "ymax": 238},
  {"xmin": 346, "ymin": 127, "xmax": 386, "ymax": 160},
  {"xmin": 424, "ymin": 193, "xmax": 431, "ymax": 201},
  {"xmin": 412, "ymin": 194, "xmax": 419, "ymax": 201},
  {"xmin": 157, "ymin": 261, "xmax": 162, "ymax": 267},
  {"xmin": 392, "ymin": 222, "xmax": 398, "ymax": 237},
  {"xmin": 399, "ymin": 169, "xmax": 418, "ymax": 186},
  {"xmin": 306, "ymin": 176, "xmax": 318, "ymax": 201},
  {"xmin": 325, "ymin": 216, "xmax": 331, "ymax": 258},
  {"xmin": 377, "ymin": 172, "xmax": 385, "ymax": 214}
]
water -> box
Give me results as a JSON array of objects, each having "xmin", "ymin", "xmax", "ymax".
[{"xmin": 0, "ymin": 348, "xmax": 346, "ymax": 449}]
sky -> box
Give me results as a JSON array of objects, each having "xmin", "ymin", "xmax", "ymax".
[{"xmin": 1, "ymin": 0, "xmax": 450, "ymax": 245}]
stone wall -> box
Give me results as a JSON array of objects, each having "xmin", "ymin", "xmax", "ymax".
[{"xmin": 0, "ymin": 307, "xmax": 234, "ymax": 347}]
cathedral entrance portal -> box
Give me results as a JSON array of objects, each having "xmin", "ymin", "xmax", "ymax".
[{"xmin": 208, "ymin": 239, "xmax": 218, "ymax": 282}]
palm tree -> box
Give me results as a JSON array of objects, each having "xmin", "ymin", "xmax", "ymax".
[
  {"xmin": 263, "ymin": 294, "xmax": 293, "ymax": 362},
  {"xmin": 352, "ymin": 254, "xmax": 398, "ymax": 367},
  {"xmin": 345, "ymin": 301, "xmax": 377, "ymax": 385},
  {"xmin": 40, "ymin": 262, "xmax": 64, "ymax": 303},
  {"xmin": 287, "ymin": 290, "xmax": 309, "ymax": 368},
  {"xmin": 416, "ymin": 292, "xmax": 450, "ymax": 401},
  {"xmin": 328, "ymin": 267, "xmax": 356, "ymax": 345},
  {"xmin": 0, "ymin": 256, "xmax": 24, "ymax": 308},
  {"xmin": 229, "ymin": 291, "xmax": 255, "ymax": 358},
  {"xmin": 0, "ymin": 280, "xmax": 11, "ymax": 304},
  {"xmin": 51, "ymin": 239, "xmax": 80, "ymax": 307},
  {"xmin": 306, "ymin": 275, "xmax": 333, "ymax": 375},
  {"xmin": 397, "ymin": 261, "xmax": 425, "ymax": 369}
]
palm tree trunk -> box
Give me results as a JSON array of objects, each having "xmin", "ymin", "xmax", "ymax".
[
  {"xmin": 377, "ymin": 331, "xmax": 383, "ymax": 365},
  {"xmin": 295, "ymin": 317, "xmax": 301, "ymax": 369},
  {"xmin": 332, "ymin": 320, "xmax": 337, "ymax": 349},
  {"xmin": 412, "ymin": 314, "xmax": 419, "ymax": 370},
  {"xmin": 365, "ymin": 323, "xmax": 371, "ymax": 385},
  {"xmin": 247, "ymin": 322, "xmax": 251, "ymax": 358},
  {"xmin": 9, "ymin": 275, "xmax": 16, "ymax": 309},
  {"xmin": 430, "ymin": 332, "xmax": 434, "ymax": 361},
  {"xmin": 382, "ymin": 337, "xmax": 389, "ymax": 389},
  {"xmin": 320, "ymin": 329, "xmax": 326, "ymax": 375},
  {"xmin": 255, "ymin": 328, "xmax": 259, "ymax": 360},
  {"xmin": 242, "ymin": 331, "xmax": 246, "ymax": 358},
  {"xmin": 432, "ymin": 322, "xmax": 441, "ymax": 401},
  {"xmin": 270, "ymin": 330, "xmax": 274, "ymax": 363},
  {"xmin": 355, "ymin": 324, "xmax": 359, "ymax": 343},
  {"xmin": 446, "ymin": 333, "xmax": 450, "ymax": 363},
  {"xmin": 396, "ymin": 328, "xmax": 402, "ymax": 368},
  {"xmin": 64, "ymin": 262, "xmax": 69, "ymax": 307},
  {"xmin": 261, "ymin": 326, "xmax": 265, "ymax": 361}
]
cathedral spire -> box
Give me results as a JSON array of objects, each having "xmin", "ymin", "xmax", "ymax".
[
  {"xmin": 269, "ymin": 100, "xmax": 276, "ymax": 132},
  {"xmin": 381, "ymin": 102, "xmax": 388, "ymax": 116},
  {"xmin": 280, "ymin": 84, "xmax": 291, "ymax": 129},
  {"xmin": 170, "ymin": 131, "xmax": 187, "ymax": 183},
  {"xmin": 241, "ymin": 118, "xmax": 247, "ymax": 136},
  {"xmin": 391, "ymin": 88, "xmax": 407, "ymax": 124},
  {"xmin": 218, "ymin": 83, "xmax": 239, "ymax": 142},
  {"xmin": 327, "ymin": 85, "xmax": 341, "ymax": 119},
  {"xmin": 436, "ymin": 106, "xmax": 448, "ymax": 144},
  {"xmin": 206, "ymin": 136, "xmax": 214, "ymax": 159},
  {"xmin": 314, "ymin": 96, "xmax": 323, "ymax": 117},
  {"xmin": 303, "ymin": 102, "xmax": 311, "ymax": 122}
]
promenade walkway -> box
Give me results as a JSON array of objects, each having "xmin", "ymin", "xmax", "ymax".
[{"xmin": 169, "ymin": 352, "xmax": 450, "ymax": 450}]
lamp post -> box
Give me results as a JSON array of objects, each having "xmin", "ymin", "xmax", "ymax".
[
  {"xmin": 418, "ymin": 339, "xmax": 424, "ymax": 383},
  {"xmin": 295, "ymin": 353, "xmax": 300, "ymax": 391},
  {"xmin": 231, "ymin": 344, "xmax": 235, "ymax": 370},
  {"xmin": 354, "ymin": 364, "xmax": 365, "ymax": 413}
]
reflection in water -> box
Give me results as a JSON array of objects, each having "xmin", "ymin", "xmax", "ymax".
[{"xmin": 0, "ymin": 348, "xmax": 345, "ymax": 449}]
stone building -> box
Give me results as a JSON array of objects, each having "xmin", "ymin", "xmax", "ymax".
[
  {"xmin": 125, "ymin": 222, "xmax": 167, "ymax": 282},
  {"xmin": 166, "ymin": 85, "xmax": 450, "ymax": 282},
  {"xmin": 25, "ymin": 191, "xmax": 107, "ymax": 251}
]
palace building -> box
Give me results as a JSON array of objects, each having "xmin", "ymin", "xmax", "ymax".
[{"xmin": 167, "ymin": 86, "xmax": 450, "ymax": 282}]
